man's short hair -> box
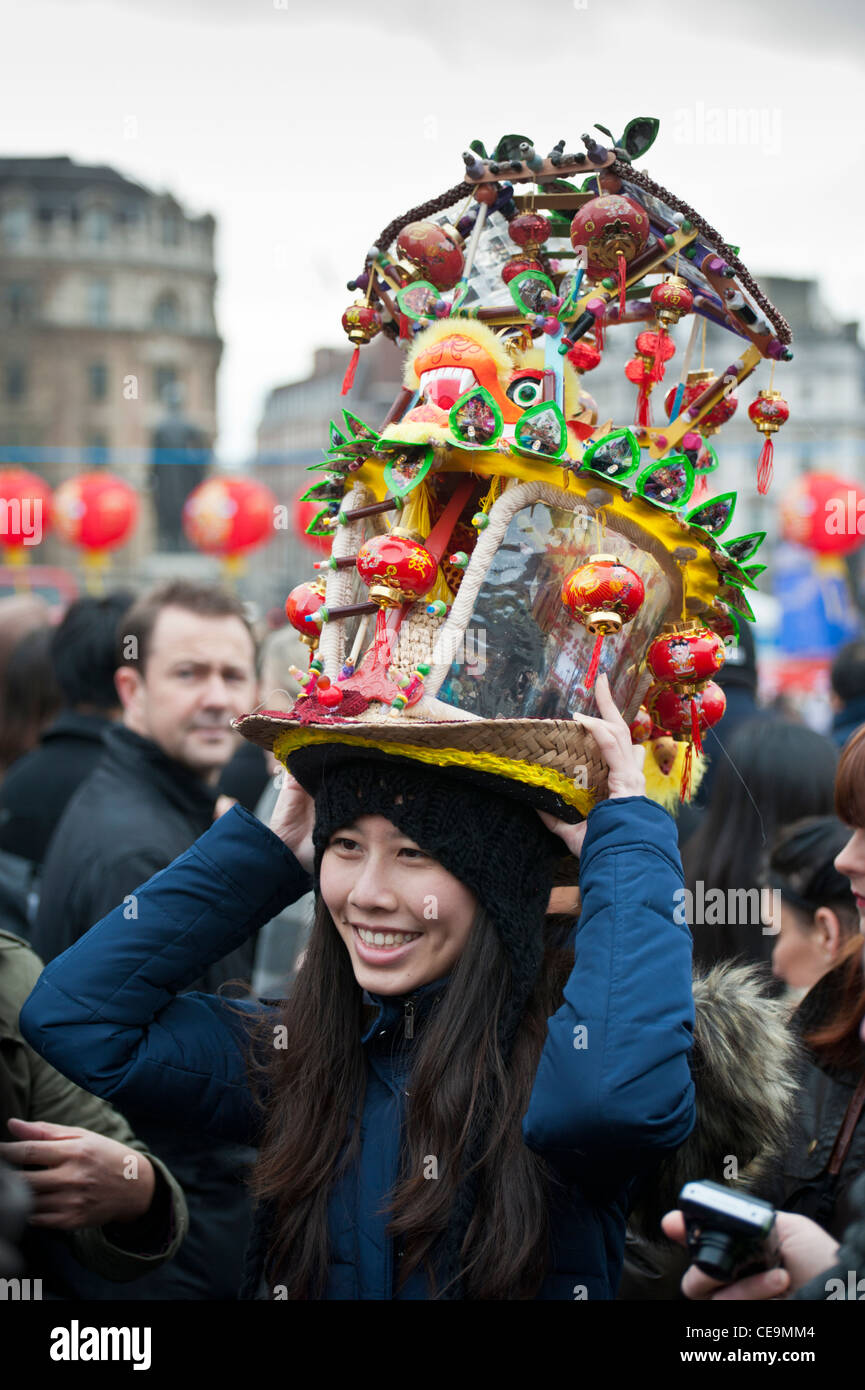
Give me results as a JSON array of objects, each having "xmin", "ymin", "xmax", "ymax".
[
  {"xmin": 117, "ymin": 581, "xmax": 257, "ymax": 675},
  {"xmin": 830, "ymin": 639, "xmax": 865, "ymax": 704},
  {"xmin": 53, "ymin": 591, "xmax": 135, "ymax": 710}
]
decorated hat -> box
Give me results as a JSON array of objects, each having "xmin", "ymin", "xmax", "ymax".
[{"xmin": 236, "ymin": 120, "xmax": 792, "ymax": 816}]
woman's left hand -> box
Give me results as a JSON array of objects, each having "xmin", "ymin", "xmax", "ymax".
[{"xmin": 538, "ymin": 672, "xmax": 646, "ymax": 858}]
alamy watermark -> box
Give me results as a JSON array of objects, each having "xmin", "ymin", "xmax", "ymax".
[
  {"xmin": 0, "ymin": 496, "xmax": 43, "ymax": 546},
  {"xmin": 675, "ymin": 883, "xmax": 781, "ymax": 933},
  {"xmin": 672, "ymin": 102, "xmax": 782, "ymax": 158}
]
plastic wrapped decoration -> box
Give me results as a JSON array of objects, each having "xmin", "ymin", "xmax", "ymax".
[{"xmin": 236, "ymin": 122, "xmax": 793, "ymax": 816}]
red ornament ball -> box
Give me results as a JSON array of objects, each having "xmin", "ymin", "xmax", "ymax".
[
  {"xmin": 569, "ymin": 195, "xmax": 649, "ymax": 280},
  {"xmin": 183, "ymin": 476, "xmax": 277, "ymax": 557},
  {"xmin": 748, "ymin": 390, "xmax": 790, "ymax": 434},
  {"xmin": 356, "ymin": 529, "xmax": 438, "ymax": 608},
  {"xmin": 53, "ymin": 472, "xmax": 137, "ymax": 552},
  {"xmin": 646, "ymin": 680, "xmax": 727, "ymax": 738},
  {"xmin": 341, "ymin": 303, "xmax": 381, "ymax": 346},
  {"xmin": 508, "ymin": 212, "xmax": 551, "ymax": 251},
  {"xmin": 561, "ymin": 554, "xmax": 645, "ymax": 633},
  {"xmin": 396, "ymin": 221, "xmax": 464, "ymax": 291},
  {"xmin": 285, "ymin": 580, "xmax": 327, "ymax": 645},
  {"xmin": 566, "ymin": 343, "xmax": 602, "ymax": 373},
  {"xmin": 647, "ymin": 625, "xmax": 726, "ymax": 685}
]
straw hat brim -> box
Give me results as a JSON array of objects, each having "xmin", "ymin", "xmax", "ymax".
[{"xmin": 235, "ymin": 710, "xmax": 608, "ymax": 824}]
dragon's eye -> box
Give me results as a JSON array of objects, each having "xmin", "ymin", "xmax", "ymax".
[{"xmin": 507, "ymin": 376, "xmax": 543, "ymax": 408}]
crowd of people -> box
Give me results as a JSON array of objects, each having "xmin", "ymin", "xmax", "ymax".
[{"xmin": 1, "ymin": 578, "xmax": 865, "ymax": 1304}]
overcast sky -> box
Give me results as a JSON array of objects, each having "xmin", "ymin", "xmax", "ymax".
[{"xmin": 4, "ymin": 0, "xmax": 865, "ymax": 462}]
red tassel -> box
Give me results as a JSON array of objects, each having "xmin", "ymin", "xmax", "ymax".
[
  {"xmin": 757, "ymin": 435, "xmax": 774, "ymax": 495},
  {"xmin": 652, "ymin": 329, "xmax": 667, "ymax": 381},
  {"xmin": 399, "ymin": 314, "xmax": 411, "ymax": 342},
  {"xmin": 635, "ymin": 381, "xmax": 652, "ymax": 428},
  {"xmin": 341, "ymin": 348, "xmax": 360, "ymax": 396},
  {"xmin": 594, "ymin": 313, "xmax": 605, "ymax": 353},
  {"xmin": 690, "ymin": 696, "xmax": 703, "ymax": 756},
  {"xmin": 584, "ymin": 631, "xmax": 604, "ymax": 690},
  {"xmin": 617, "ymin": 251, "xmax": 627, "ymax": 316},
  {"xmin": 691, "ymin": 473, "xmax": 709, "ymax": 501},
  {"xmin": 680, "ymin": 740, "xmax": 694, "ymax": 802}
]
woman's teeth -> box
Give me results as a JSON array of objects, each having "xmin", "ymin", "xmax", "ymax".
[{"xmin": 356, "ymin": 927, "xmax": 419, "ymax": 948}]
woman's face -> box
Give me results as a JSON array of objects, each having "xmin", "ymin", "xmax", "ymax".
[
  {"xmin": 835, "ymin": 827, "xmax": 865, "ymax": 932},
  {"xmin": 319, "ymin": 814, "xmax": 477, "ymax": 996},
  {"xmin": 770, "ymin": 901, "xmax": 835, "ymax": 992}
]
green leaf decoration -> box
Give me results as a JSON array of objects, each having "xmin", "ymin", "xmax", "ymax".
[
  {"xmin": 329, "ymin": 420, "xmax": 347, "ymax": 450},
  {"xmin": 308, "ymin": 455, "xmax": 351, "ymax": 472},
  {"xmin": 396, "ymin": 281, "xmax": 440, "ymax": 323},
  {"xmin": 691, "ymin": 439, "xmax": 719, "ymax": 475},
  {"xmin": 722, "ymin": 532, "xmax": 766, "ymax": 565},
  {"xmin": 581, "ymin": 429, "xmax": 641, "ymax": 480},
  {"xmin": 449, "ymin": 386, "xmax": 503, "ymax": 448},
  {"xmin": 299, "ymin": 477, "xmax": 342, "ymax": 503},
  {"xmin": 508, "ymin": 269, "xmax": 557, "ymax": 317},
  {"xmin": 305, "ymin": 506, "xmax": 338, "ymax": 538},
  {"xmin": 594, "ymin": 123, "xmax": 614, "ymax": 140},
  {"xmin": 621, "ymin": 117, "xmax": 660, "ymax": 161},
  {"xmin": 514, "ymin": 401, "xmax": 567, "ymax": 460},
  {"xmin": 743, "ymin": 563, "xmax": 767, "ymax": 582},
  {"xmin": 685, "ymin": 491, "xmax": 736, "ymax": 537},
  {"xmin": 635, "ymin": 454, "xmax": 695, "ymax": 509},
  {"xmin": 469, "ymin": 138, "xmax": 488, "ymax": 159},
  {"xmin": 708, "ymin": 606, "xmax": 741, "ymax": 645},
  {"xmin": 720, "ymin": 584, "xmax": 755, "ymax": 623},
  {"xmin": 493, "ymin": 133, "xmax": 534, "ymax": 162},
  {"xmin": 383, "ymin": 446, "xmax": 434, "ymax": 499},
  {"xmin": 342, "ymin": 410, "xmax": 379, "ymax": 442}
]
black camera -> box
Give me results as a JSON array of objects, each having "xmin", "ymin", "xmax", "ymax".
[{"xmin": 679, "ymin": 1180, "xmax": 780, "ymax": 1283}]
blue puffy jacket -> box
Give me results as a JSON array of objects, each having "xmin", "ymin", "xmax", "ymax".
[{"xmin": 20, "ymin": 795, "xmax": 696, "ymax": 1300}]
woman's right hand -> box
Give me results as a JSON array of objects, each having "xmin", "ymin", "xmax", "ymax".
[{"xmin": 269, "ymin": 770, "xmax": 315, "ymax": 874}]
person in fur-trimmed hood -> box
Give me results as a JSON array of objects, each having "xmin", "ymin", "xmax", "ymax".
[{"xmin": 619, "ymin": 960, "xmax": 799, "ymax": 1299}]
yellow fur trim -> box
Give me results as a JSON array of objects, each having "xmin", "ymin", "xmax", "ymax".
[
  {"xmin": 403, "ymin": 318, "xmax": 514, "ymax": 390},
  {"xmin": 273, "ymin": 725, "xmax": 596, "ymax": 816},
  {"xmin": 380, "ymin": 419, "xmax": 450, "ymax": 445},
  {"xmin": 643, "ymin": 743, "xmax": 706, "ymax": 812}
]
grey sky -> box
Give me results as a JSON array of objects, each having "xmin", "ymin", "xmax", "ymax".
[{"xmin": 3, "ymin": 0, "xmax": 864, "ymax": 462}]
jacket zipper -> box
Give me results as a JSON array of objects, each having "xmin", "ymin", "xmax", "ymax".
[{"xmin": 404, "ymin": 998, "xmax": 415, "ymax": 1040}]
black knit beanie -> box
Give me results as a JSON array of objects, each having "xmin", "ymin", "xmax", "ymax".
[{"xmin": 310, "ymin": 756, "xmax": 561, "ymax": 992}]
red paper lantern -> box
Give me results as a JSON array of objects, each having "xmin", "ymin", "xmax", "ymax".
[
  {"xmin": 183, "ymin": 476, "xmax": 277, "ymax": 557},
  {"xmin": 341, "ymin": 303, "xmax": 381, "ymax": 346},
  {"xmin": 356, "ymin": 528, "xmax": 438, "ymax": 608},
  {"xmin": 569, "ymin": 195, "xmax": 650, "ymax": 313},
  {"xmin": 748, "ymin": 389, "xmax": 790, "ymax": 496},
  {"xmin": 0, "ymin": 467, "xmax": 52, "ymax": 554},
  {"xmin": 285, "ymin": 579, "xmax": 327, "ymax": 649},
  {"xmin": 780, "ymin": 473, "xmax": 865, "ymax": 557},
  {"xmin": 561, "ymin": 553, "xmax": 645, "ymax": 689},
  {"xmin": 650, "ymin": 276, "xmax": 694, "ymax": 326},
  {"xmin": 646, "ymin": 680, "xmax": 727, "ymax": 740},
  {"xmin": 396, "ymin": 221, "xmax": 464, "ymax": 291},
  {"xmin": 53, "ymin": 472, "xmax": 137, "ymax": 552},
  {"xmin": 647, "ymin": 625, "xmax": 726, "ymax": 686},
  {"xmin": 501, "ymin": 255, "xmax": 545, "ymax": 286},
  {"xmin": 664, "ymin": 375, "xmax": 738, "ymax": 434},
  {"xmin": 508, "ymin": 212, "xmax": 551, "ymax": 253}
]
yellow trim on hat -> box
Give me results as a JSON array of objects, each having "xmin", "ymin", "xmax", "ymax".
[{"xmin": 272, "ymin": 726, "xmax": 596, "ymax": 817}]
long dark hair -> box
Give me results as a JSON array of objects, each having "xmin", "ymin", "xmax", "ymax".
[
  {"xmin": 248, "ymin": 897, "xmax": 571, "ymax": 1300},
  {"xmin": 682, "ymin": 718, "xmax": 838, "ymax": 967}
]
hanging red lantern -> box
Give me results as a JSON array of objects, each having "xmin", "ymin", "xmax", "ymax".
[
  {"xmin": 561, "ymin": 553, "xmax": 645, "ymax": 690},
  {"xmin": 566, "ymin": 342, "xmax": 602, "ymax": 374},
  {"xmin": 508, "ymin": 212, "xmax": 552, "ymax": 253},
  {"xmin": 340, "ymin": 303, "xmax": 382, "ymax": 395},
  {"xmin": 646, "ymin": 624, "xmax": 726, "ymax": 685},
  {"xmin": 182, "ymin": 476, "xmax": 277, "ymax": 559},
  {"xmin": 396, "ymin": 221, "xmax": 464, "ymax": 291},
  {"xmin": 780, "ymin": 473, "xmax": 865, "ymax": 557},
  {"xmin": 356, "ymin": 528, "xmax": 438, "ymax": 608},
  {"xmin": 646, "ymin": 678, "xmax": 726, "ymax": 800},
  {"xmin": 748, "ymin": 389, "xmax": 790, "ymax": 496},
  {"xmin": 650, "ymin": 275, "xmax": 694, "ymax": 327},
  {"xmin": 285, "ymin": 579, "xmax": 328, "ymax": 650},
  {"xmin": 627, "ymin": 330, "xmax": 676, "ymax": 427},
  {"xmin": 664, "ymin": 372, "xmax": 738, "ymax": 434},
  {"xmin": 569, "ymin": 195, "xmax": 650, "ymax": 315},
  {"xmin": 53, "ymin": 471, "xmax": 137, "ymax": 554},
  {"xmin": 501, "ymin": 255, "xmax": 545, "ymax": 286},
  {"xmin": 0, "ymin": 467, "xmax": 52, "ymax": 565}
]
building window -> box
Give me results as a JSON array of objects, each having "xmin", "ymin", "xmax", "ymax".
[
  {"xmin": 161, "ymin": 211, "xmax": 182, "ymax": 247},
  {"xmin": 154, "ymin": 364, "xmax": 179, "ymax": 405},
  {"xmin": 82, "ymin": 206, "xmax": 112, "ymax": 243},
  {"xmin": 4, "ymin": 283, "xmax": 35, "ymax": 324},
  {"xmin": 1, "ymin": 204, "xmax": 30, "ymax": 246},
  {"xmin": 85, "ymin": 432, "xmax": 109, "ymax": 467},
  {"xmin": 88, "ymin": 362, "xmax": 108, "ymax": 401},
  {"xmin": 152, "ymin": 292, "xmax": 180, "ymax": 330},
  {"xmin": 5, "ymin": 362, "xmax": 27, "ymax": 402},
  {"xmin": 87, "ymin": 278, "xmax": 110, "ymax": 326}
]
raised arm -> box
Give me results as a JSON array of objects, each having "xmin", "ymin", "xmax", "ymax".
[
  {"xmin": 19, "ymin": 804, "xmax": 313, "ymax": 1143},
  {"xmin": 523, "ymin": 676, "xmax": 695, "ymax": 1178}
]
